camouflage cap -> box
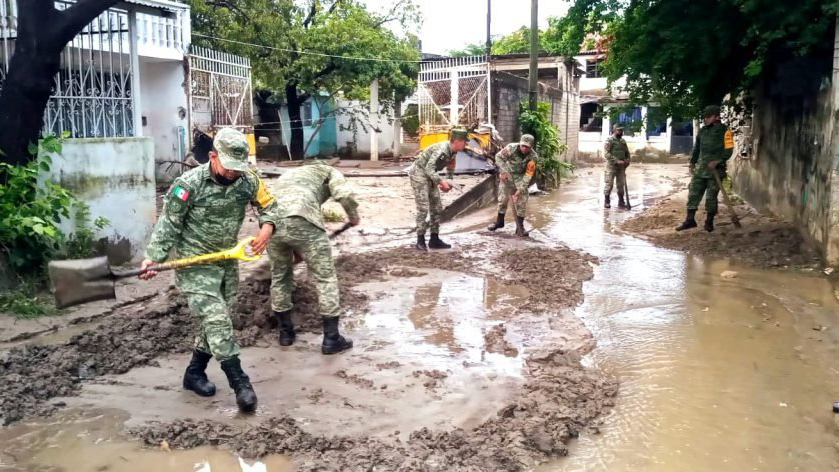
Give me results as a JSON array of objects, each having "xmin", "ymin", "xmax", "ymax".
[
  {"xmin": 450, "ymin": 128, "xmax": 469, "ymax": 141},
  {"xmin": 213, "ymin": 128, "xmax": 250, "ymax": 172},
  {"xmin": 519, "ymin": 134, "xmax": 535, "ymax": 147},
  {"xmin": 613, "ymin": 125, "xmax": 624, "ymax": 131},
  {"xmin": 702, "ymin": 105, "xmax": 721, "ymax": 118}
]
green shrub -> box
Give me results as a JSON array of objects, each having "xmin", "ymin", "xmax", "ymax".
[{"xmin": 519, "ymin": 102, "xmax": 571, "ymax": 188}]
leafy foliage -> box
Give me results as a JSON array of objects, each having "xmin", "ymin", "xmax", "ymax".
[
  {"xmin": 519, "ymin": 102, "xmax": 571, "ymax": 188},
  {"xmin": 61, "ymin": 202, "xmax": 109, "ymax": 261},
  {"xmin": 0, "ymin": 280, "xmax": 56, "ymax": 318},
  {"xmin": 548, "ymin": 0, "xmax": 839, "ymax": 118},
  {"xmin": 402, "ymin": 103, "xmax": 419, "ymax": 137},
  {"xmin": 449, "ymin": 27, "xmax": 546, "ymax": 56},
  {"xmin": 0, "ymin": 136, "xmax": 73, "ymax": 273}
]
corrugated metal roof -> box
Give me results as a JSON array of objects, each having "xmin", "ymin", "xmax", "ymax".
[{"xmin": 123, "ymin": 0, "xmax": 189, "ymax": 12}]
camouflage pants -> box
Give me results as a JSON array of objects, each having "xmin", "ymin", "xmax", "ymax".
[
  {"xmin": 497, "ymin": 178, "xmax": 528, "ymax": 216},
  {"xmin": 687, "ymin": 175, "xmax": 720, "ymax": 214},
  {"xmin": 176, "ymin": 262, "xmax": 240, "ymax": 362},
  {"xmin": 268, "ymin": 216, "xmax": 339, "ymax": 317},
  {"xmin": 409, "ymin": 172, "xmax": 442, "ymax": 236},
  {"xmin": 604, "ymin": 165, "xmax": 627, "ymax": 196}
]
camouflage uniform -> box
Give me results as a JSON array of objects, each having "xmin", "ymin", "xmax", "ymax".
[
  {"xmin": 495, "ymin": 142, "xmax": 538, "ymax": 216},
  {"xmin": 144, "ymin": 135, "xmax": 276, "ymax": 362},
  {"xmin": 409, "ymin": 141, "xmax": 455, "ymax": 236},
  {"xmin": 688, "ymin": 121, "xmax": 734, "ymax": 213},
  {"xmin": 268, "ymin": 162, "xmax": 359, "ymax": 317},
  {"xmin": 604, "ymin": 135, "xmax": 630, "ymax": 196}
]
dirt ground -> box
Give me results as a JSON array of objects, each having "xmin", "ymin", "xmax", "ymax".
[
  {"xmin": 619, "ymin": 179, "xmax": 823, "ymax": 269},
  {"xmin": 0, "ymin": 170, "xmax": 617, "ymax": 471}
]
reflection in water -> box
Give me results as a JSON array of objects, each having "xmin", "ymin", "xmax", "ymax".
[{"xmin": 532, "ymin": 165, "xmax": 839, "ymax": 472}]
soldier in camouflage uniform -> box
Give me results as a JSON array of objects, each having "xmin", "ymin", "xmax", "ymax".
[
  {"xmin": 487, "ymin": 134, "xmax": 539, "ymax": 236},
  {"xmin": 409, "ymin": 128, "xmax": 468, "ymax": 250},
  {"xmin": 268, "ymin": 162, "xmax": 359, "ymax": 354},
  {"xmin": 603, "ymin": 126, "xmax": 631, "ymax": 209},
  {"xmin": 140, "ymin": 128, "xmax": 275, "ymax": 413},
  {"xmin": 676, "ymin": 105, "xmax": 734, "ymax": 232}
]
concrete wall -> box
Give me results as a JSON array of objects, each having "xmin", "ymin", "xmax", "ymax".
[
  {"xmin": 491, "ymin": 70, "xmax": 581, "ymax": 162},
  {"xmin": 44, "ymin": 138, "xmax": 156, "ymax": 264},
  {"xmin": 139, "ymin": 59, "xmax": 189, "ymax": 183},
  {"xmin": 730, "ymin": 50, "xmax": 839, "ymax": 262},
  {"xmin": 336, "ymin": 99, "xmax": 397, "ymax": 158}
]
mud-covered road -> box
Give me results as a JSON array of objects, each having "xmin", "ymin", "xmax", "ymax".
[{"xmin": 2, "ymin": 163, "xmax": 838, "ymax": 471}]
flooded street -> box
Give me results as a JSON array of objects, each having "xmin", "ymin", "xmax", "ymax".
[
  {"xmin": 533, "ymin": 165, "xmax": 839, "ymax": 471},
  {"xmin": 2, "ymin": 164, "xmax": 839, "ymax": 471}
]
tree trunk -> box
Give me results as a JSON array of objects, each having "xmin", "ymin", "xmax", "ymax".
[
  {"xmin": 0, "ymin": 0, "xmax": 118, "ymax": 167},
  {"xmin": 286, "ymin": 84, "xmax": 306, "ymax": 160}
]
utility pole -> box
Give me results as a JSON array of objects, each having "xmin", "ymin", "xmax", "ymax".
[
  {"xmin": 486, "ymin": 0, "xmax": 491, "ymax": 56},
  {"xmin": 528, "ymin": 0, "xmax": 539, "ymax": 111}
]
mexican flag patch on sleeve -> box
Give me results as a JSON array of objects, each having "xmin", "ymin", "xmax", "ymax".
[{"xmin": 172, "ymin": 185, "xmax": 189, "ymax": 201}]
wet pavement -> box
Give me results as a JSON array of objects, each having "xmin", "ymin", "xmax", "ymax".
[
  {"xmin": 2, "ymin": 163, "xmax": 839, "ymax": 470},
  {"xmin": 531, "ymin": 165, "xmax": 839, "ymax": 471}
]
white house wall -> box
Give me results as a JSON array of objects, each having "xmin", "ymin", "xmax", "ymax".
[
  {"xmin": 140, "ymin": 59, "xmax": 189, "ymax": 182},
  {"xmin": 43, "ymin": 138, "xmax": 156, "ymax": 264},
  {"xmin": 336, "ymin": 100, "xmax": 397, "ymax": 157}
]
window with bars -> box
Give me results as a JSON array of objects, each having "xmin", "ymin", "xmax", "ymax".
[
  {"xmin": 302, "ymin": 102, "xmax": 313, "ymax": 127},
  {"xmin": 585, "ymin": 58, "xmax": 605, "ymax": 79}
]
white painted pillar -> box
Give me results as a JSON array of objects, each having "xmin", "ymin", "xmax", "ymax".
[
  {"xmin": 369, "ymin": 79, "xmax": 379, "ymax": 161},
  {"xmin": 128, "ymin": 10, "xmax": 143, "ymax": 137},
  {"xmin": 393, "ymin": 100, "xmax": 402, "ymax": 158},
  {"xmin": 666, "ymin": 116, "xmax": 673, "ymax": 153},
  {"xmin": 449, "ymin": 68, "xmax": 459, "ymax": 125}
]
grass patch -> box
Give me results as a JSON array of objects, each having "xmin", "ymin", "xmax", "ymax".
[{"xmin": 0, "ymin": 282, "xmax": 56, "ymax": 318}]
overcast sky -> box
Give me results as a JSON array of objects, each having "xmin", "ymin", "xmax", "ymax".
[{"xmin": 362, "ymin": 0, "xmax": 571, "ymax": 55}]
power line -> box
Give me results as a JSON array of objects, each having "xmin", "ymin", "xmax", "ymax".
[{"xmin": 192, "ymin": 33, "xmax": 423, "ymax": 64}]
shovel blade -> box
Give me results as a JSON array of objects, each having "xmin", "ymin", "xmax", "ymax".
[{"xmin": 48, "ymin": 256, "xmax": 116, "ymax": 309}]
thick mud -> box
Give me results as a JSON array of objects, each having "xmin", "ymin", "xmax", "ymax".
[
  {"xmin": 0, "ymin": 237, "xmax": 614, "ymax": 470},
  {"xmin": 131, "ymin": 347, "xmax": 615, "ymax": 472},
  {"xmin": 620, "ymin": 193, "xmax": 822, "ymax": 269}
]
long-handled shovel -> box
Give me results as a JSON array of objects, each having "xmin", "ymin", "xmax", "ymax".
[
  {"xmin": 48, "ymin": 238, "xmax": 262, "ymax": 309},
  {"xmin": 709, "ymin": 166, "xmax": 742, "ymax": 229},
  {"xmin": 622, "ymin": 175, "xmax": 632, "ymax": 210}
]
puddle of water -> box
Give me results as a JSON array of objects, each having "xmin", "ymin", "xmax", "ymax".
[
  {"xmin": 527, "ymin": 165, "xmax": 839, "ymax": 472},
  {"xmin": 0, "ymin": 409, "xmax": 292, "ymax": 472}
]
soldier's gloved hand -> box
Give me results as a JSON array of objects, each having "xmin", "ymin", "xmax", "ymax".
[
  {"xmin": 139, "ymin": 259, "xmax": 158, "ymax": 280},
  {"xmin": 439, "ymin": 180, "xmax": 452, "ymax": 192},
  {"xmin": 500, "ymin": 172, "xmax": 510, "ymax": 182},
  {"xmin": 707, "ymin": 160, "xmax": 720, "ymax": 170},
  {"xmin": 250, "ymin": 223, "xmax": 274, "ymax": 254}
]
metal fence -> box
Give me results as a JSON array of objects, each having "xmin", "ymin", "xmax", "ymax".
[
  {"xmin": 0, "ymin": 0, "xmax": 135, "ymax": 138},
  {"xmin": 418, "ymin": 56, "xmax": 490, "ymax": 132},
  {"xmin": 188, "ymin": 45, "xmax": 253, "ymax": 135}
]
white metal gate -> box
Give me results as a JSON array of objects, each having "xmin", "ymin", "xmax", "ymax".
[
  {"xmin": 418, "ymin": 56, "xmax": 491, "ymax": 133},
  {"xmin": 187, "ymin": 45, "xmax": 253, "ymax": 136}
]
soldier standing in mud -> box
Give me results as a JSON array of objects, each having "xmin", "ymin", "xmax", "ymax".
[
  {"xmin": 268, "ymin": 161, "xmax": 359, "ymax": 354},
  {"xmin": 409, "ymin": 128, "xmax": 468, "ymax": 251},
  {"xmin": 487, "ymin": 134, "xmax": 539, "ymax": 236},
  {"xmin": 139, "ymin": 128, "xmax": 276, "ymax": 413},
  {"xmin": 676, "ymin": 105, "xmax": 734, "ymax": 232},
  {"xmin": 603, "ymin": 125, "xmax": 630, "ymax": 209}
]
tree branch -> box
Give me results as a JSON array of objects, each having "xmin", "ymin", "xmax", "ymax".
[
  {"xmin": 55, "ymin": 0, "xmax": 119, "ymax": 47},
  {"xmin": 303, "ymin": 1, "xmax": 318, "ymax": 29},
  {"xmin": 373, "ymin": 0, "xmax": 409, "ymax": 28}
]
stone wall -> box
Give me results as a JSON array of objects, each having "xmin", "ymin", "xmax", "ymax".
[{"xmin": 730, "ymin": 20, "xmax": 839, "ymax": 263}]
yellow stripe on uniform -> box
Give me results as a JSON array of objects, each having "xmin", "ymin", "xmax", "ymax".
[
  {"xmin": 526, "ymin": 160, "xmax": 536, "ymax": 177},
  {"xmin": 724, "ymin": 129, "xmax": 734, "ymax": 150},
  {"xmin": 249, "ymin": 171, "xmax": 275, "ymax": 208}
]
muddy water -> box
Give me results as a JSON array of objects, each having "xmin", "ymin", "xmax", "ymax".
[{"xmin": 528, "ymin": 165, "xmax": 839, "ymax": 471}]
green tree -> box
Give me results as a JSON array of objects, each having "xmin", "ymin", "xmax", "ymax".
[
  {"xmin": 449, "ymin": 27, "xmax": 548, "ymax": 57},
  {"xmin": 189, "ymin": 0, "xmax": 421, "ymax": 159},
  {"xmin": 547, "ymin": 0, "xmax": 838, "ymax": 118}
]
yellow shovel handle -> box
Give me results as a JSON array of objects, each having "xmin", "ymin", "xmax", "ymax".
[{"xmin": 156, "ymin": 238, "xmax": 261, "ymax": 271}]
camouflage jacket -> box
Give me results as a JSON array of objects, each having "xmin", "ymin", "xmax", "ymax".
[
  {"xmin": 411, "ymin": 141, "xmax": 455, "ymax": 184},
  {"xmin": 690, "ymin": 122, "xmax": 734, "ymax": 178},
  {"xmin": 495, "ymin": 143, "xmax": 539, "ymax": 192},
  {"xmin": 144, "ymin": 164, "xmax": 277, "ymax": 262},
  {"xmin": 273, "ymin": 162, "xmax": 359, "ymax": 231},
  {"xmin": 604, "ymin": 136, "xmax": 630, "ymax": 166}
]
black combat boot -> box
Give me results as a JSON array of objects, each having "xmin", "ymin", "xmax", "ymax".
[
  {"xmin": 428, "ymin": 233, "xmax": 452, "ymax": 249},
  {"xmin": 322, "ymin": 316, "xmax": 353, "ymax": 355},
  {"xmin": 182, "ymin": 350, "xmax": 216, "ymax": 397},
  {"xmin": 515, "ymin": 217, "xmax": 529, "ymax": 237},
  {"xmin": 618, "ymin": 194, "xmax": 627, "ymax": 209},
  {"xmin": 220, "ymin": 357, "xmax": 257, "ymax": 412},
  {"xmin": 274, "ymin": 310, "xmax": 295, "ymax": 346},
  {"xmin": 488, "ymin": 213, "xmax": 505, "ymax": 231},
  {"xmin": 676, "ymin": 209, "xmax": 698, "ymax": 231},
  {"xmin": 416, "ymin": 234, "xmax": 427, "ymax": 251},
  {"xmin": 604, "ymin": 195, "xmax": 611, "ymax": 209},
  {"xmin": 704, "ymin": 212, "xmax": 716, "ymax": 232}
]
